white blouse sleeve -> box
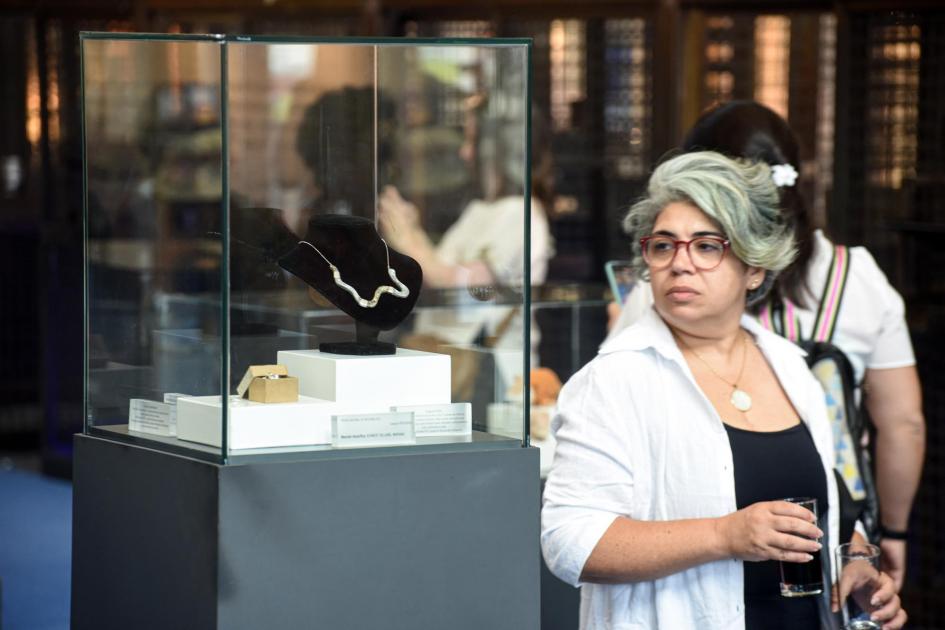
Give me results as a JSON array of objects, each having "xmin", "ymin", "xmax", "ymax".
[
  {"xmin": 541, "ymin": 361, "xmax": 634, "ymax": 587},
  {"xmin": 852, "ymin": 247, "xmax": 916, "ymax": 370}
]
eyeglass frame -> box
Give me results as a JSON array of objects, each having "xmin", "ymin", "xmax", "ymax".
[{"xmin": 639, "ymin": 235, "xmax": 732, "ymax": 271}]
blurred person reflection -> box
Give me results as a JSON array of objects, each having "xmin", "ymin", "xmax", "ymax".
[
  {"xmin": 378, "ymin": 97, "xmax": 555, "ymax": 358},
  {"xmin": 379, "ymin": 96, "xmax": 554, "ymax": 293},
  {"xmin": 296, "ymin": 86, "xmax": 399, "ymax": 220}
]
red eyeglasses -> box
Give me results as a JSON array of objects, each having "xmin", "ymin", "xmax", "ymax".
[{"xmin": 639, "ymin": 235, "xmax": 731, "ymax": 270}]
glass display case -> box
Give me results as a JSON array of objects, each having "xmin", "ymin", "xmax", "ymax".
[{"xmin": 82, "ymin": 33, "xmax": 532, "ymax": 463}]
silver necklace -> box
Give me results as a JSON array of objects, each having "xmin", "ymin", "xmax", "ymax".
[
  {"xmin": 298, "ymin": 238, "xmax": 409, "ymax": 308},
  {"xmin": 678, "ymin": 331, "xmax": 753, "ymax": 412}
]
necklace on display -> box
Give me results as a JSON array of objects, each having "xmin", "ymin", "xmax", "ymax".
[
  {"xmin": 298, "ymin": 238, "xmax": 410, "ymax": 308},
  {"xmin": 678, "ymin": 331, "xmax": 753, "ymax": 412}
]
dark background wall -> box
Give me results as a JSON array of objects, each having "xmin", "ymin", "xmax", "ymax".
[{"xmin": 0, "ymin": 0, "xmax": 942, "ymax": 626}]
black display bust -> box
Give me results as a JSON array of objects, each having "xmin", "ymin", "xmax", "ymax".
[{"xmin": 278, "ymin": 215, "xmax": 422, "ymax": 355}]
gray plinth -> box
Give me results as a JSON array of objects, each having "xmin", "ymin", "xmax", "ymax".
[{"xmin": 72, "ymin": 434, "xmax": 539, "ymax": 630}]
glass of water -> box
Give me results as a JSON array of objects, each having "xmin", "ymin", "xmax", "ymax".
[{"xmin": 835, "ymin": 541, "xmax": 882, "ymax": 630}]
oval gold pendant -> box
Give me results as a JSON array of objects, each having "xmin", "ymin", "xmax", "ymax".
[{"xmin": 730, "ymin": 389, "xmax": 752, "ymax": 412}]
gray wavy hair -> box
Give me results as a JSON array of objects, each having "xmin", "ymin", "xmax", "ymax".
[{"xmin": 622, "ymin": 151, "xmax": 796, "ymax": 305}]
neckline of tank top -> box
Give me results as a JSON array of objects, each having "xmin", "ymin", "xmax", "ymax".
[{"xmin": 722, "ymin": 421, "xmax": 805, "ymax": 436}]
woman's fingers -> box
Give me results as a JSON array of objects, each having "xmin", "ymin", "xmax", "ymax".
[
  {"xmin": 882, "ymin": 607, "xmax": 907, "ymax": 630},
  {"xmin": 772, "ymin": 531, "xmax": 821, "ymax": 555},
  {"xmin": 870, "ymin": 573, "xmax": 900, "ymax": 622},
  {"xmin": 769, "ymin": 500, "xmax": 818, "ymax": 523},
  {"xmin": 774, "ymin": 549, "xmax": 816, "ymax": 564},
  {"xmin": 378, "ymin": 186, "xmax": 405, "ymax": 213},
  {"xmin": 871, "ymin": 572, "xmax": 896, "ymax": 605},
  {"xmin": 834, "ymin": 572, "xmax": 906, "ymax": 625},
  {"xmin": 379, "ymin": 185, "xmax": 402, "ymax": 203},
  {"xmin": 771, "ymin": 515, "xmax": 823, "ymax": 540},
  {"xmin": 872, "ymin": 596, "xmax": 901, "ymax": 624}
]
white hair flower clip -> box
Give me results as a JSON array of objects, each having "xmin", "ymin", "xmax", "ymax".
[{"xmin": 771, "ymin": 163, "xmax": 798, "ymax": 188}]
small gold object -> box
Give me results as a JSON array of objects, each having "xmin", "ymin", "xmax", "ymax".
[{"xmin": 236, "ymin": 364, "xmax": 299, "ymax": 403}]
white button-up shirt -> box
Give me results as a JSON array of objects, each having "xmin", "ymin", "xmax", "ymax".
[{"xmin": 541, "ymin": 307, "xmax": 840, "ymax": 630}]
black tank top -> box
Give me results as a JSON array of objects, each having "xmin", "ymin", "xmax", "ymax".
[{"xmin": 724, "ymin": 422, "xmax": 828, "ymax": 630}]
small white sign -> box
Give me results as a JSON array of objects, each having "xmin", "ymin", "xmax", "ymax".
[
  {"xmin": 129, "ymin": 399, "xmax": 175, "ymax": 437},
  {"xmin": 391, "ymin": 402, "xmax": 471, "ymax": 437},
  {"xmin": 331, "ymin": 411, "xmax": 416, "ymax": 448}
]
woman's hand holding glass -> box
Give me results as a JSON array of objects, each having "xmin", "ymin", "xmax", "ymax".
[
  {"xmin": 716, "ymin": 500, "xmax": 823, "ymax": 563},
  {"xmin": 832, "ymin": 542, "xmax": 906, "ymax": 630}
]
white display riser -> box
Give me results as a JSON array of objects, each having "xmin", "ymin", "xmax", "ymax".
[
  {"xmin": 276, "ymin": 348, "xmax": 450, "ymax": 405},
  {"xmin": 177, "ymin": 395, "xmax": 454, "ymax": 450},
  {"xmin": 175, "ymin": 349, "xmax": 453, "ymax": 450}
]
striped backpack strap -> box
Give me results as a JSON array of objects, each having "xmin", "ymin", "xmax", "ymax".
[
  {"xmin": 758, "ymin": 297, "xmax": 802, "ymax": 342},
  {"xmin": 811, "ymin": 245, "xmax": 851, "ymax": 343}
]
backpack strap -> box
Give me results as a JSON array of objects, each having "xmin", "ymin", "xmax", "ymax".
[
  {"xmin": 759, "ymin": 297, "xmax": 802, "ymax": 342},
  {"xmin": 758, "ymin": 302, "xmax": 775, "ymax": 333},
  {"xmin": 811, "ymin": 245, "xmax": 851, "ymax": 344}
]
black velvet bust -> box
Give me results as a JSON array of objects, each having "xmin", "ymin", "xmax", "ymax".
[{"xmin": 278, "ymin": 215, "xmax": 422, "ymax": 355}]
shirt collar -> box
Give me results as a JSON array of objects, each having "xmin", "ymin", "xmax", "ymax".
[{"xmin": 599, "ymin": 304, "xmax": 807, "ymax": 363}]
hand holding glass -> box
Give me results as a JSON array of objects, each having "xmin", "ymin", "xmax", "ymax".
[
  {"xmin": 835, "ymin": 542, "xmax": 882, "ymax": 630},
  {"xmin": 779, "ymin": 497, "xmax": 824, "ymax": 597}
]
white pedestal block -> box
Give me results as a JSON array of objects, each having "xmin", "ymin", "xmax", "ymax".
[
  {"xmin": 276, "ymin": 348, "xmax": 451, "ymax": 405},
  {"xmin": 177, "ymin": 395, "xmax": 342, "ymax": 449},
  {"xmin": 176, "ymin": 350, "xmax": 452, "ymax": 450}
]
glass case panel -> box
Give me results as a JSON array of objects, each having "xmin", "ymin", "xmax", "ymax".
[
  {"xmin": 83, "ymin": 34, "xmax": 531, "ymax": 462},
  {"xmin": 83, "ymin": 35, "xmax": 228, "ymax": 460},
  {"xmin": 375, "ymin": 43, "xmax": 532, "ymax": 440}
]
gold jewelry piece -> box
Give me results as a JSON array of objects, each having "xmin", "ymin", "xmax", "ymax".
[
  {"xmin": 678, "ymin": 331, "xmax": 752, "ymax": 412},
  {"xmin": 298, "ymin": 238, "xmax": 410, "ymax": 308}
]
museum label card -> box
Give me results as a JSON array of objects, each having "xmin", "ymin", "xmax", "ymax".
[
  {"xmin": 331, "ymin": 411, "xmax": 416, "ymax": 448},
  {"xmin": 391, "ymin": 402, "xmax": 471, "ymax": 437},
  {"xmin": 129, "ymin": 399, "xmax": 174, "ymax": 436}
]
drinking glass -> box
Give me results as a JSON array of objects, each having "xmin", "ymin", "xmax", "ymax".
[
  {"xmin": 779, "ymin": 497, "xmax": 824, "ymax": 597},
  {"xmin": 835, "ymin": 542, "xmax": 882, "ymax": 630}
]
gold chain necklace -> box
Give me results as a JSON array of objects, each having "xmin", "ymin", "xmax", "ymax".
[
  {"xmin": 677, "ymin": 331, "xmax": 753, "ymax": 412},
  {"xmin": 298, "ymin": 238, "xmax": 410, "ymax": 309}
]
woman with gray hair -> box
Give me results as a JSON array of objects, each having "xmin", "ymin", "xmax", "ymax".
[
  {"xmin": 541, "ymin": 151, "xmax": 905, "ymax": 629},
  {"xmin": 608, "ymin": 101, "xmax": 924, "ymax": 591}
]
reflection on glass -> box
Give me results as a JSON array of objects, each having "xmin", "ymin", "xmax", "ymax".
[
  {"xmin": 84, "ymin": 36, "xmax": 534, "ymax": 461},
  {"xmin": 84, "ymin": 39, "xmax": 226, "ymax": 455},
  {"xmin": 374, "ymin": 46, "xmax": 543, "ymax": 436}
]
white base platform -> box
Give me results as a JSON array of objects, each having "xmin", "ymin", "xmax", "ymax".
[
  {"xmin": 276, "ymin": 348, "xmax": 450, "ymax": 405},
  {"xmin": 177, "ymin": 395, "xmax": 343, "ymax": 449},
  {"xmin": 178, "ymin": 349, "xmax": 453, "ymax": 450}
]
